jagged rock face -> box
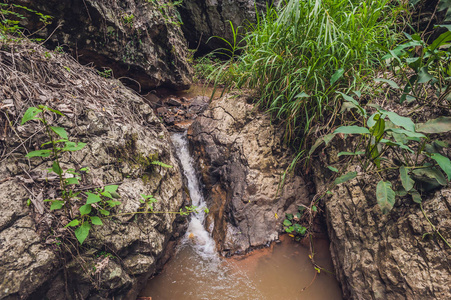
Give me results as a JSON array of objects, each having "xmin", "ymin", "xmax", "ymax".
[
  {"xmin": 14, "ymin": 0, "xmax": 192, "ymax": 90},
  {"xmin": 179, "ymin": 0, "xmax": 272, "ymax": 53},
  {"xmin": 188, "ymin": 93, "xmax": 309, "ymax": 255},
  {"xmin": 312, "ymin": 155, "xmax": 451, "ymax": 299},
  {"xmin": 0, "ymin": 42, "xmax": 187, "ymax": 299}
]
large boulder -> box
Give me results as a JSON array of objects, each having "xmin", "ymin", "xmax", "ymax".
[
  {"xmin": 0, "ymin": 41, "xmax": 187, "ymax": 299},
  {"xmin": 188, "ymin": 93, "xmax": 309, "ymax": 255},
  {"xmin": 12, "ymin": 0, "xmax": 192, "ymax": 90},
  {"xmin": 179, "ymin": 0, "xmax": 272, "ymax": 53},
  {"xmin": 312, "ymin": 143, "xmax": 451, "ymax": 299}
]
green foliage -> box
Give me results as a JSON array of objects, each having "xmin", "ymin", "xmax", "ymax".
[
  {"xmin": 22, "ymin": 106, "xmax": 198, "ymax": 245},
  {"xmin": 282, "ymin": 207, "xmax": 308, "ymax": 239},
  {"xmin": 0, "ymin": 3, "xmax": 52, "ymax": 41},
  {"xmin": 210, "ymin": 0, "xmax": 402, "ymax": 150},
  {"xmin": 382, "ymin": 27, "xmax": 451, "ymax": 104},
  {"xmin": 327, "ymin": 91, "xmax": 450, "ymax": 213}
]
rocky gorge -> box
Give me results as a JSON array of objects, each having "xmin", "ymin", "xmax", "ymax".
[{"xmin": 1, "ymin": 0, "xmax": 450, "ymax": 299}]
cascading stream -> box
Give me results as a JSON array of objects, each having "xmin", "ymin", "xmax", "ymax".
[
  {"xmin": 170, "ymin": 132, "xmax": 216, "ymax": 258},
  {"xmin": 140, "ymin": 132, "xmax": 342, "ymax": 300}
]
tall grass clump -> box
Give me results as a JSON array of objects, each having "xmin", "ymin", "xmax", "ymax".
[{"xmin": 213, "ymin": 0, "xmax": 403, "ymax": 155}]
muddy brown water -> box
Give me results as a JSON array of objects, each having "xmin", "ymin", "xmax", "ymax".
[
  {"xmin": 139, "ymin": 236, "xmax": 342, "ymax": 300},
  {"xmin": 138, "ymin": 116, "xmax": 342, "ymax": 300}
]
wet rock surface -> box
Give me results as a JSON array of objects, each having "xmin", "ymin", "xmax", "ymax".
[
  {"xmin": 312, "ymin": 149, "xmax": 451, "ymax": 299},
  {"xmin": 188, "ymin": 93, "xmax": 309, "ymax": 255},
  {"xmin": 14, "ymin": 0, "xmax": 192, "ymax": 90},
  {"xmin": 0, "ymin": 41, "xmax": 187, "ymax": 299},
  {"xmin": 145, "ymin": 90, "xmax": 211, "ymax": 132}
]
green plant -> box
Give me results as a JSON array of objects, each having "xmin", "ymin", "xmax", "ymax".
[
  {"xmin": 21, "ymin": 105, "xmax": 87, "ymax": 214},
  {"xmin": 210, "ymin": 0, "xmax": 402, "ymax": 152},
  {"xmin": 282, "ymin": 206, "xmax": 308, "ymax": 239},
  {"xmin": 21, "ymin": 106, "xmax": 201, "ymax": 245},
  {"xmin": 121, "ymin": 13, "xmax": 135, "ymax": 26},
  {"xmin": 382, "ymin": 25, "xmax": 451, "ymax": 104},
  {"xmin": 0, "ymin": 3, "xmax": 52, "ymax": 41},
  {"xmin": 97, "ymin": 68, "xmax": 112, "ymax": 78}
]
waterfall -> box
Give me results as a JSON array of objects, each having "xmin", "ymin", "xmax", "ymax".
[{"xmin": 171, "ymin": 132, "xmax": 217, "ymax": 258}]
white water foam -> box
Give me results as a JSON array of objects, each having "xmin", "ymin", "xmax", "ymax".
[{"xmin": 171, "ymin": 132, "xmax": 217, "ymax": 258}]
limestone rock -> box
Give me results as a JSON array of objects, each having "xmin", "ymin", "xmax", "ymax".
[
  {"xmin": 189, "ymin": 93, "xmax": 309, "ymax": 255},
  {"xmin": 312, "ymin": 159, "xmax": 451, "ymax": 299},
  {"xmin": 14, "ymin": 0, "xmax": 192, "ymax": 90},
  {"xmin": 0, "ymin": 41, "xmax": 187, "ymax": 299},
  {"xmin": 179, "ymin": 0, "xmax": 272, "ymax": 53}
]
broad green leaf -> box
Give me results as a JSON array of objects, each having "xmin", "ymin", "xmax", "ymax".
[
  {"xmin": 400, "ymin": 166, "xmax": 414, "ymax": 191},
  {"xmin": 379, "ymin": 139, "xmax": 414, "ymax": 153},
  {"xmin": 283, "ymin": 219, "xmax": 292, "ymax": 226},
  {"xmin": 286, "ymin": 213, "xmax": 294, "ymax": 220},
  {"xmin": 381, "ymin": 110, "xmax": 415, "ymax": 132},
  {"xmin": 25, "ymin": 149, "xmax": 52, "ymax": 158},
  {"xmin": 387, "ymin": 128, "xmax": 426, "ymax": 138},
  {"xmin": 430, "ymin": 153, "xmax": 451, "ymax": 180},
  {"xmin": 104, "ymin": 185, "xmax": 119, "ymax": 193},
  {"xmin": 337, "ymin": 91, "xmax": 366, "ymax": 117},
  {"xmin": 370, "ymin": 117, "xmax": 385, "ymax": 140},
  {"xmin": 395, "ymin": 187, "xmax": 408, "ymax": 197},
  {"xmin": 410, "ymin": 189, "xmax": 422, "ymax": 204},
  {"xmin": 44, "ymin": 106, "xmax": 65, "ymax": 116},
  {"xmin": 327, "ymin": 166, "xmax": 339, "ymax": 172},
  {"xmin": 412, "ymin": 167, "xmax": 447, "ymax": 186},
  {"xmin": 312, "ymin": 205, "xmax": 317, "ymax": 212},
  {"xmin": 308, "ymin": 133, "xmax": 336, "ymax": 156},
  {"xmin": 41, "ymin": 139, "xmax": 68, "ymax": 147},
  {"xmin": 50, "ymin": 200, "xmax": 64, "ymax": 210},
  {"xmin": 74, "ymin": 222, "xmax": 91, "ymax": 244},
  {"xmin": 285, "ymin": 226, "xmax": 294, "ymax": 233},
  {"xmin": 86, "ymin": 192, "xmax": 101, "ymax": 204},
  {"xmin": 293, "ymin": 224, "xmax": 306, "ymax": 235},
  {"xmin": 334, "ymin": 171, "xmax": 357, "ymax": 185},
  {"xmin": 62, "ymin": 142, "xmax": 87, "ymax": 152},
  {"xmin": 52, "ymin": 161, "xmax": 62, "ymax": 175},
  {"xmin": 415, "ymin": 117, "xmax": 451, "ymax": 133},
  {"xmin": 429, "ymin": 30, "xmax": 451, "ymax": 52},
  {"xmin": 50, "ymin": 126, "xmax": 68, "ymax": 139},
  {"xmin": 376, "ymin": 181, "xmax": 396, "ymax": 214},
  {"xmin": 79, "ymin": 204, "xmax": 92, "ymax": 215},
  {"xmin": 334, "ymin": 126, "xmax": 370, "ymax": 135},
  {"xmin": 106, "ymin": 200, "xmax": 121, "ymax": 207},
  {"xmin": 99, "ymin": 209, "xmax": 110, "ymax": 216},
  {"xmin": 65, "ymin": 219, "xmax": 80, "ymax": 227},
  {"xmin": 417, "ymin": 67, "xmax": 434, "ymax": 83},
  {"xmin": 65, "ymin": 177, "xmax": 79, "ymax": 185},
  {"xmin": 90, "ymin": 216, "xmax": 103, "ymax": 225},
  {"xmin": 101, "ymin": 191, "xmax": 112, "ymax": 199},
  {"xmin": 367, "ymin": 113, "xmax": 379, "ymax": 128},
  {"xmin": 374, "ymin": 78, "xmax": 400, "ymax": 89},
  {"xmin": 330, "ymin": 68, "xmax": 345, "ymax": 85},
  {"xmin": 21, "ymin": 107, "xmax": 42, "ymax": 124},
  {"xmin": 337, "ymin": 151, "xmax": 365, "ymax": 157}
]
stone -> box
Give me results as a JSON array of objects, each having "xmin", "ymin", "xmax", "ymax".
[
  {"xmin": 189, "ymin": 93, "xmax": 309, "ymax": 255},
  {"xmin": 166, "ymin": 98, "xmax": 183, "ymax": 107},
  {"xmin": 14, "ymin": 0, "xmax": 192, "ymax": 90},
  {"xmin": 179, "ymin": 0, "xmax": 272, "ymax": 53},
  {"xmin": 0, "ymin": 41, "xmax": 187, "ymax": 299},
  {"xmin": 312, "ymin": 150, "xmax": 451, "ymax": 299}
]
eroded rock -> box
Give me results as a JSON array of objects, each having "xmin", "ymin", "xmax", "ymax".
[
  {"xmin": 189, "ymin": 93, "xmax": 309, "ymax": 255},
  {"xmin": 0, "ymin": 41, "xmax": 187, "ymax": 299},
  {"xmin": 179, "ymin": 0, "xmax": 272, "ymax": 53},
  {"xmin": 312, "ymin": 156, "xmax": 451, "ymax": 299},
  {"xmin": 13, "ymin": 0, "xmax": 192, "ymax": 90}
]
